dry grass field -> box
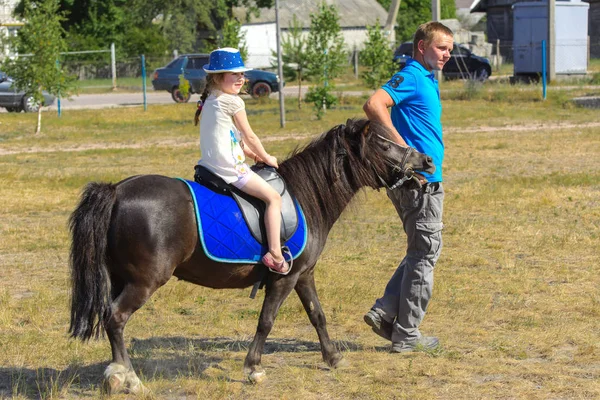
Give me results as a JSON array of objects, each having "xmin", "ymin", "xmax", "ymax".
[{"xmin": 1, "ymin": 86, "xmax": 599, "ymax": 399}]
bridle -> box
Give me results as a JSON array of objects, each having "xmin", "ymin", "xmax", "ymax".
[{"xmin": 372, "ymin": 134, "xmax": 421, "ymax": 190}]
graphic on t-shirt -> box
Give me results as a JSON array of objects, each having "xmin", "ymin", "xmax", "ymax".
[
  {"xmin": 390, "ymin": 76, "xmax": 404, "ymax": 88},
  {"xmin": 230, "ymin": 129, "xmax": 247, "ymax": 177}
]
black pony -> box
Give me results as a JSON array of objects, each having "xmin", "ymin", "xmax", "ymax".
[{"xmin": 69, "ymin": 118, "xmax": 434, "ymax": 393}]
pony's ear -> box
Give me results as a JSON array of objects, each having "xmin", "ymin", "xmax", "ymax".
[
  {"xmin": 361, "ymin": 120, "xmax": 371, "ymax": 136},
  {"xmin": 358, "ymin": 121, "xmax": 370, "ymax": 160}
]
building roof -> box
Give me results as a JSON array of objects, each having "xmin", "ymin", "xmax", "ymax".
[{"xmin": 234, "ymin": 0, "xmax": 388, "ymax": 29}]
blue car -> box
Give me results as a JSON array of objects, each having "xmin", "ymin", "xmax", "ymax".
[
  {"xmin": 0, "ymin": 71, "xmax": 55, "ymax": 112},
  {"xmin": 151, "ymin": 54, "xmax": 282, "ymax": 102}
]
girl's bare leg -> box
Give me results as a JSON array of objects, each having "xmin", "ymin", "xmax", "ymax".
[{"xmin": 238, "ymin": 174, "xmax": 284, "ymax": 261}]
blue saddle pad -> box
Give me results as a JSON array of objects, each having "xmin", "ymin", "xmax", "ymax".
[{"xmin": 178, "ymin": 178, "xmax": 307, "ymax": 264}]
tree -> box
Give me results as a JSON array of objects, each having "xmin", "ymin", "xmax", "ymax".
[
  {"xmin": 2, "ymin": 0, "xmax": 75, "ymax": 134},
  {"xmin": 14, "ymin": 0, "xmax": 231, "ymax": 57},
  {"xmin": 275, "ymin": 14, "xmax": 308, "ymax": 109},
  {"xmin": 375, "ymin": 0, "xmax": 456, "ymax": 43},
  {"xmin": 304, "ymin": 2, "xmax": 347, "ymax": 119},
  {"xmin": 220, "ymin": 18, "xmax": 248, "ymax": 61},
  {"xmin": 13, "ymin": 0, "xmax": 276, "ymax": 58},
  {"xmin": 360, "ymin": 19, "xmax": 397, "ymax": 90}
]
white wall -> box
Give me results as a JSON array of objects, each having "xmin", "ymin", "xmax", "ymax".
[
  {"xmin": 242, "ymin": 23, "xmax": 375, "ymax": 69},
  {"xmin": 0, "ymin": 0, "xmax": 22, "ymax": 58},
  {"xmin": 241, "ymin": 23, "xmax": 278, "ymax": 68}
]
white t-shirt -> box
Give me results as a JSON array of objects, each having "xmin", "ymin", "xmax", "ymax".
[{"xmin": 198, "ymin": 90, "xmax": 251, "ymax": 183}]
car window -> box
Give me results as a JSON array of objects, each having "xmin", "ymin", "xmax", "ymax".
[
  {"xmin": 166, "ymin": 58, "xmax": 182, "ymax": 68},
  {"xmin": 188, "ymin": 57, "xmax": 208, "ymax": 70}
]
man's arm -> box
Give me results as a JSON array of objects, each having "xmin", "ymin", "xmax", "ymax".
[{"xmin": 363, "ymin": 89, "xmax": 408, "ymax": 147}]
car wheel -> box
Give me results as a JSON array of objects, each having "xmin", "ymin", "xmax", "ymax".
[
  {"xmin": 171, "ymin": 86, "xmax": 191, "ymax": 103},
  {"xmin": 251, "ymin": 82, "xmax": 271, "ymax": 98},
  {"xmin": 22, "ymin": 95, "xmax": 40, "ymax": 113},
  {"xmin": 474, "ymin": 67, "xmax": 490, "ymax": 82}
]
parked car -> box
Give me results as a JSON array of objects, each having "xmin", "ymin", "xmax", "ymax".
[
  {"xmin": 151, "ymin": 54, "xmax": 282, "ymax": 103},
  {"xmin": 0, "ymin": 71, "xmax": 55, "ymax": 112},
  {"xmin": 393, "ymin": 41, "xmax": 492, "ymax": 81}
]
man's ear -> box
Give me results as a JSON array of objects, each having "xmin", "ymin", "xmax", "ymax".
[{"xmin": 417, "ymin": 40, "xmax": 426, "ymax": 55}]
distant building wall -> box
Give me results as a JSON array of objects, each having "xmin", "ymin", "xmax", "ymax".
[
  {"xmin": 241, "ymin": 23, "xmax": 374, "ymax": 69},
  {"xmin": 0, "ymin": 0, "xmax": 22, "ymax": 58},
  {"xmin": 242, "ymin": 23, "xmax": 278, "ymax": 68}
]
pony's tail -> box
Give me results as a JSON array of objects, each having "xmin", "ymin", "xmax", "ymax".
[{"xmin": 68, "ymin": 182, "xmax": 117, "ymax": 341}]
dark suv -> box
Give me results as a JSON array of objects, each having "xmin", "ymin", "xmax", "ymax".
[
  {"xmin": 393, "ymin": 42, "xmax": 492, "ymax": 81},
  {"xmin": 151, "ymin": 54, "xmax": 282, "ymax": 102}
]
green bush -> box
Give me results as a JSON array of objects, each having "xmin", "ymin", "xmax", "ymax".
[
  {"xmin": 359, "ymin": 20, "xmax": 396, "ymax": 89},
  {"xmin": 178, "ymin": 74, "xmax": 190, "ymax": 98},
  {"xmin": 305, "ymin": 86, "xmax": 338, "ymax": 119}
]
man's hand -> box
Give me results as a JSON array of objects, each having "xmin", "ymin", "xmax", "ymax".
[{"xmin": 414, "ymin": 173, "xmax": 428, "ymax": 186}]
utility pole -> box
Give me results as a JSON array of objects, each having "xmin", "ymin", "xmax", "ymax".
[
  {"xmin": 548, "ymin": 0, "xmax": 556, "ymax": 81},
  {"xmin": 275, "ymin": 0, "xmax": 285, "ymax": 128},
  {"xmin": 432, "ymin": 0, "xmax": 442, "ymax": 82},
  {"xmin": 431, "ymin": 0, "xmax": 440, "ymax": 21},
  {"xmin": 384, "ymin": 0, "xmax": 401, "ymax": 45}
]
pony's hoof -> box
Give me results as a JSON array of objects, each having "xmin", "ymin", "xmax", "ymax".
[
  {"xmin": 247, "ymin": 369, "xmax": 267, "ymax": 384},
  {"xmin": 125, "ymin": 370, "xmax": 148, "ymax": 395},
  {"xmin": 333, "ymin": 357, "xmax": 350, "ymax": 369},
  {"xmin": 104, "ymin": 363, "xmax": 128, "ymax": 394},
  {"xmin": 103, "ymin": 363, "xmax": 148, "ymax": 395},
  {"xmin": 104, "ymin": 373, "xmax": 124, "ymax": 395},
  {"xmin": 329, "ymin": 353, "xmax": 349, "ymax": 369}
]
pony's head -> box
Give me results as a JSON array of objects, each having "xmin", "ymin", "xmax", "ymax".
[
  {"xmin": 333, "ymin": 119, "xmax": 435, "ymax": 190},
  {"xmin": 278, "ymin": 119, "xmax": 436, "ymax": 225}
]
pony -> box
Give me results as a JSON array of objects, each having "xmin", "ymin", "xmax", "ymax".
[{"xmin": 68, "ymin": 118, "xmax": 435, "ymax": 393}]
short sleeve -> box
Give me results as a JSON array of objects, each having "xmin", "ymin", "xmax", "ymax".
[
  {"xmin": 219, "ymin": 94, "xmax": 245, "ymax": 116},
  {"xmin": 382, "ymin": 71, "xmax": 417, "ymax": 106}
]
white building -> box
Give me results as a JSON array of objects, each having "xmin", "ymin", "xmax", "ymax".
[
  {"xmin": 235, "ymin": 0, "xmax": 388, "ymax": 68},
  {"xmin": 0, "ymin": 0, "xmax": 22, "ymax": 58}
]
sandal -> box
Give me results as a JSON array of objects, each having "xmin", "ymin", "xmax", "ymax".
[{"xmin": 262, "ymin": 246, "xmax": 293, "ymax": 275}]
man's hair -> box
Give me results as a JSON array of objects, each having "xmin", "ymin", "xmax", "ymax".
[{"xmin": 412, "ymin": 22, "xmax": 454, "ymax": 56}]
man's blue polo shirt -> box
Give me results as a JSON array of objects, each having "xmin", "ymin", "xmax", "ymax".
[{"xmin": 382, "ymin": 58, "xmax": 444, "ymax": 182}]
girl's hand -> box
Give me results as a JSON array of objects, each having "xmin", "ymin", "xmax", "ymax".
[{"xmin": 264, "ymin": 155, "xmax": 279, "ymax": 168}]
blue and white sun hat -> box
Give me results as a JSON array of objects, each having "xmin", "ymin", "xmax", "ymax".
[{"xmin": 203, "ymin": 47, "xmax": 252, "ymax": 74}]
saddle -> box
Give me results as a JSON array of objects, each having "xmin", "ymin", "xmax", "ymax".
[{"xmin": 193, "ymin": 164, "xmax": 298, "ymax": 244}]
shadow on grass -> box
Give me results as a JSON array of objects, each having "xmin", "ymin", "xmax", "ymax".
[
  {"xmin": 0, "ymin": 364, "xmax": 105, "ymax": 399},
  {"xmin": 130, "ymin": 335, "xmax": 364, "ymax": 355},
  {"xmin": 0, "ymin": 351, "xmax": 225, "ymax": 398},
  {"xmin": 0, "ymin": 336, "xmax": 373, "ymax": 398}
]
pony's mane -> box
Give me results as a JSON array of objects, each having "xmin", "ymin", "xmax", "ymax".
[{"xmin": 278, "ymin": 118, "xmax": 390, "ymax": 227}]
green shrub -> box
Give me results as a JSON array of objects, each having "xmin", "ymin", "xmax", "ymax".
[
  {"xmin": 178, "ymin": 74, "xmax": 190, "ymax": 98},
  {"xmin": 305, "ymin": 86, "xmax": 338, "ymax": 119}
]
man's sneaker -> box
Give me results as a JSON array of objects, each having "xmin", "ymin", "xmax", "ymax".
[
  {"xmin": 363, "ymin": 309, "xmax": 393, "ymax": 341},
  {"xmin": 391, "ymin": 336, "xmax": 439, "ymax": 353}
]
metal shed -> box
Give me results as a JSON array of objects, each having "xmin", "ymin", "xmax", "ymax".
[{"xmin": 513, "ymin": 0, "xmax": 589, "ymax": 76}]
